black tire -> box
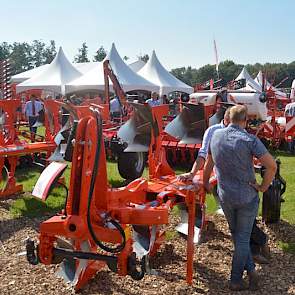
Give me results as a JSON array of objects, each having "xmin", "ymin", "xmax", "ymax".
[
  {"xmin": 118, "ymin": 152, "xmax": 146, "ymax": 180},
  {"xmin": 262, "ymin": 179, "xmax": 282, "ymax": 223}
]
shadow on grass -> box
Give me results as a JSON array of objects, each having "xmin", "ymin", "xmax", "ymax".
[{"xmin": 267, "ymin": 219, "xmax": 295, "ymax": 254}]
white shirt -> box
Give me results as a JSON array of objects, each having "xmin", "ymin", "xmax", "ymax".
[
  {"xmin": 24, "ymin": 100, "xmax": 43, "ymax": 118},
  {"xmin": 146, "ymin": 98, "xmax": 161, "ymax": 107},
  {"xmin": 110, "ymin": 97, "xmax": 121, "ymax": 113}
]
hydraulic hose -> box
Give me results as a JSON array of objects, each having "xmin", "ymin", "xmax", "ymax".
[{"xmin": 86, "ymin": 109, "xmax": 126, "ymax": 253}]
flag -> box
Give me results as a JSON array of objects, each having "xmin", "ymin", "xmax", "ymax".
[{"xmin": 213, "ymin": 39, "xmax": 219, "ymax": 74}]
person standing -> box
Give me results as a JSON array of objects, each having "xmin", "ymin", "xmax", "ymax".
[
  {"xmin": 24, "ymin": 94, "xmax": 43, "ymax": 142},
  {"xmin": 203, "ymin": 105, "xmax": 277, "ymax": 291},
  {"xmin": 146, "ymin": 92, "xmax": 160, "ymax": 107}
]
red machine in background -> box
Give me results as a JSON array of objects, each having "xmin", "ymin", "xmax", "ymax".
[{"xmin": 26, "ymin": 100, "xmax": 206, "ymax": 290}]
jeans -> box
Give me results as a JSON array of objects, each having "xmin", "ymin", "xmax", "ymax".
[{"xmin": 220, "ymin": 196, "xmax": 259, "ymax": 284}]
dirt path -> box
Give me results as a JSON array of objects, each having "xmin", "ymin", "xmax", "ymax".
[{"xmin": 0, "ymin": 205, "xmax": 294, "ymax": 295}]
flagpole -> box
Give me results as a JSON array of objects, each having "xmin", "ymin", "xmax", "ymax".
[{"xmin": 213, "ymin": 39, "xmax": 219, "ymax": 80}]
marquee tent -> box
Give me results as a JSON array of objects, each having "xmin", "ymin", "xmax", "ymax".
[
  {"xmin": 65, "ymin": 43, "xmax": 159, "ymax": 93},
  {"xmin": 235, "ymin": 67, "xmax": 262, "ymax": 92},
  {"xmin": 138, "ymin": 50, "xmax": 193, "ymax": 95},
  {"xmin": 255, "ymin": 70, "xmax": 287, "ymax": 97},
  {"xmin": 129, "ymin": 59, "xmax": 146, "ymax": 73},
  {"xmin": 16, "ymin": 47, "xmax": 82, "ymax": 95},
  {"xmin": 11, "ymin": 61, "xmax": 98, "ymax": 84}
]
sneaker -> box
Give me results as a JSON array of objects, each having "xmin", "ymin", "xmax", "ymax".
[
  {"xmin": 229, "ymin": 280, "xmax": 248, "ymax": 291},
  {"xmin": 248, "ymin": 270, "xmax": 260, "ymax": 291},
  {"xmin": 253, "ymin": 254, "xmax": 270, "ymax": 264}
]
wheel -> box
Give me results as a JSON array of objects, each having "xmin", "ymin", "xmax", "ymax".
[
  {"xmin": 118, "ymin": 152, "xmax": 146, "ymax": 180},
  {"xmin": 262, "ymin": 179, "xmax": 282, "ymax": 223}
]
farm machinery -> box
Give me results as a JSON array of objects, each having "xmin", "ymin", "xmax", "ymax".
[{"xmin": 26, "ymin": 99, "xmax": 207, "ymax": 290}]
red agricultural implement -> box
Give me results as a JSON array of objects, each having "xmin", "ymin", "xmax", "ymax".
[{"xmin": 26, "ymin": 99, "xmax": 207, "ymax": 290}]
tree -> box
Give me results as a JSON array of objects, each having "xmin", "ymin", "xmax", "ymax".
[
  {"xmin": 74, "ymin": 42, "xmax": 90, "ymax": 63},
  {"xmin": 93, "ymin": 45, "xmax": 106, "ymax": 62},
  {"xmin": 9, "ymin": 42, "xmax": 33, "ymax": 74},
  {"xmin": 123, "ymin": 56, "xmax": 129, "ymax": 61},
  {"xmin": 139, "ymin": 54, "xmax": 149, "ymax": 63},
  {"xmin": 32, "ymin": 40, "xmax": 46, "ymax": 67},
  {"xmin": 0, "ymin": 42, "xmax": 12, "ymax": 61},
  {"xmin": 44, "ymin": 40, "xmax": 56, "ymax": 64}
]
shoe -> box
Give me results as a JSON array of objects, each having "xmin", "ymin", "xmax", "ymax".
[
  {"xmin": 253, "ymin": 254, "xmax": 270, "ymax": 264},
  {"xmin": 229, "ymin": 280, "xmax": 248, "ymax": 291},
  {"xmin": 248, "ymin": 270, "xmax": 260, "ymax": 291},
  {"xmin": 261, "ymin": 244, "xmax": 271, "ymax": 260},
  {"xmin": 215, "ymin": 208, "xmax": 224, "ymax": 215}
]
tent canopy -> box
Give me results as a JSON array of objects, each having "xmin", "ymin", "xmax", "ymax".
[
  {"xmin": 255, "ymin": 70, "xmax": 287, "ymax": 98},
  {"xmin": 138, "ymin": 50, "xmax": 193, "ymax": 95},
  {"xmin": 66, "ymin": 43, "xmax": 159, "ymax": 94},
  {"xmin": 129, "ymin": 59, "xmax": 146, "ymax": 73},
  {"xmin": 235, "ymin": 67, "xmax": 262, "ymax": 92},
  {"xmin": 11, "ymin": 61, "xmax": 99, "ymax": 84},
  {"xmin": 16, "ymin": 47, "xmax": 82, "ymax": 95}
]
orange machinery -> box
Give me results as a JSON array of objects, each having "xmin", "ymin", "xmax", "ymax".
[
  {"xmin": 0, "ymin": 98, "xmax": 59, "ymax": 197},
  {"xmin": 26, "ymin": 99, "xmax": 206, "ymax": 290}
]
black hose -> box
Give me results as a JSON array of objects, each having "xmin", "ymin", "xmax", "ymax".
[{"xmin": 86, "ymin": 110, "xmax": 126, "ymax": 253}]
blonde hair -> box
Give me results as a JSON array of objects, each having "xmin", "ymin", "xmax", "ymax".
[
  {"xmin": 229, "ymin": 105, "xmax": 248, "ymax": 123},
  {"xmin": 224, "ymin": 107, "xmax": 232, "ymax": 120}
]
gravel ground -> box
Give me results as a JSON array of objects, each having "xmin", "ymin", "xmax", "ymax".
[{"xmin": 0, "ymin": 202, "xmax": 294, "ymax": 295}]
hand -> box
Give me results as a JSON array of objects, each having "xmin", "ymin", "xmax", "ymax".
[
  {"xmin": 204, "ymin": 182, "xmax": 213, "ymax": 193},
  {"xmin": 177, "ymin": 172, "xmax": 194, "ymax": 182},
  {"xmin": 249, "ymin": 182, "xmax": 266, "ymax": 192}
]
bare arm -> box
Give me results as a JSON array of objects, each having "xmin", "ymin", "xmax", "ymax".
[
  {"xmin": 251, "ymin": 153, "xmax": 277, "ymax": 192},
  {"xmin": 203, "ymin": 154, "xmax": 215, "ymax": 192},
  {"xmin": 177, "ymin": 156, "xmax": 205, "ymax": 181}
]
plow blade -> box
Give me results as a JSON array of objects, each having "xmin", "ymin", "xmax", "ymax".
[
  {"xmin": 118, "ymin": 103, "xmax": 157, "ymax": 152},
  {"xmin": 165, "ymin": 103, "xmax": 206, "ymax": 144}
]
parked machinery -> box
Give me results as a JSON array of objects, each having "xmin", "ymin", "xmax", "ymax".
[{"xmin": 26, "ymin": 99, "xmax": 207, "ymax": 290}]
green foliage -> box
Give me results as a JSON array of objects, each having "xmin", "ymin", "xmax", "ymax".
[
  {"xmin": 0, "ymin": 40, "xmax": 56, "ymax": 75},
  {"xmin": 139, "ymin": 54, "xmax": 149, "ymax": 63},
  {"xmin": 278, "ymin": 241, "xmax": 295, "ymax": 254},
  {"xmin": 170, "ymin": 60, "xmax": 295, "ymax": 88},
  {"xmin": 74, "ymin": 42, "xmax": 90, "ymax": 63},
  {"xmin": 93, "ymin": 45, "xmax": 107, "ymax": 62}
]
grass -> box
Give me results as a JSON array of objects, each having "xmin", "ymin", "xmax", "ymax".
[
  {"xmin": 8, "ymin": 151, "xmax": 295, "ymax": 225},
  {"xmin": 278, "ymin": 241, "xmax": 295, "ymax": 254}
]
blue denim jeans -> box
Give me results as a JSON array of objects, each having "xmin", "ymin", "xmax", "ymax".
[{"xmin": 220, "ymin": 196, "xmax": 259, "ymax": 284}]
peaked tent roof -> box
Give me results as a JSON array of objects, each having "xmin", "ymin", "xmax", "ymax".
[
  {"xmin": 138, "ymin": 51, "xmax": 193, "ymax": 95},
  {"xmin": 16, "ymin": 47, "xmax": 82, "ymax": 94},
  {"xmin": 235, "ymin": 67, "xmax": 262, "ymax": 92},
  {"xmin": 12, "ymin": 60, "xmax": 97, "ymax": 84},
  {"xmin": 128, "ymin": 59, "xmax": 146, "ymax": 73},
  {"xmin": 11, "ymin": 64, "xmax": 49, "ymax": 83},
  {"xmin": 66, "ymin": 43, "xmax": 159, "ymax": 93},
  {"xmin": 255, "ymin": 70, "xmax": 287, "ymax": 98}
]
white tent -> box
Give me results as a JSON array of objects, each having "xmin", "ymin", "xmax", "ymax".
[
  {"xmin": 66, "ymin": 43, "xmax": 159, "ymax": 94},
  {"xmin": 235, "ymin": 67, "xmax": 262, "ymax": 92},
  {"xmin": 129, "ymin": 59, "xmax": 146, "ymax": 73},
  {"xmin": 11, "ymin": 64, "xmax": 49, "ymax": 83},
  {"xmin": 138, "ymin": 51, "xmax": 193, "ymax": 95},
  {"xmin": 255, "ymin": 70, "xmax": 287, "ymax": 98},
  {"xmin": 16, "ymin": 47, "xmax": 82, "ymax": 95},
  {"xmin": 12, "ymin": 60, "xmax": 97, "ymax": 84}
]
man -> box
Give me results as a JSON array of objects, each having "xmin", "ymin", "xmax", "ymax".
[
  {"xmin": 110, "ymin": 96, "xmax": 122, "ymax": 121},
  {"xmin": 146, "ymin": 92, "xmax": 160, "ymax": 107},
  {"xmin": 203, "ymin": 105, "xmax": 277, "ymax": 291},
  {"xmin": 179, "ymin": 107, "xmax": 231, "ymax": 214},
  {"xmin": 24, "ymin": 94, "xmax": 43, "ymax": 142}
]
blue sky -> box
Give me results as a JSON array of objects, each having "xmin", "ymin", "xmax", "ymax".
[{"xmin": 1, "ymin": 0, "xmax": 294, "ymax": 69}]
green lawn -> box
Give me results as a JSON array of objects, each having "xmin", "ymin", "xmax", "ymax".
[{"xmin": 10, "ymin": 152, "xmax": 294, "ymax": 225}]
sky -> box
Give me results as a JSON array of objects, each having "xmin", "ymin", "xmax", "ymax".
[{"xmin": 1, "ymin": 0, "xmax": 295, "ymax": 70}]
